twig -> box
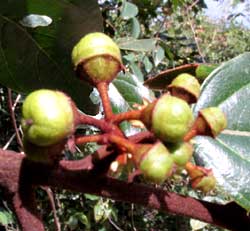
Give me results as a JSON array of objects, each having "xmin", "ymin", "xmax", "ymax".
[
  {"xmin": 108, "ymin": 216, "xmax": 124, "ymax": 231},
  {"xmin": 186, "ymin": 1, "xmax": 206, "ymax": 63},
  {"xmin": 7, "ymin": 89, "xmax": 23, "ymax": 148},
  {"xmin": 42, "ymin": 187, "xmax": 61, "ymax": 231}
]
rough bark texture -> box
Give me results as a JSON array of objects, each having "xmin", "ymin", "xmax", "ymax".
[{"xmin": 0, "ymin": 149, "xmax": 250, "ymax": 231}]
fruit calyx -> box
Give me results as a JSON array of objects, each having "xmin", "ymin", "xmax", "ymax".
[
  {"xmin": 184, "ymin": 106, "xmax": 227, "ymax": 141},
  {"xmin": 168, "ymin": 73, "xmax": 201, "ymax": 104}
]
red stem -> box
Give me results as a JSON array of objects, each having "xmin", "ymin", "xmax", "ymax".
[
  {"xmin": 108, "ymin": 134, "xmax": 136, "ymax": 153},
  {"xmin": 111, "ymin": 109, "xmax": 142, "ymax": 123},
  {"xmin": 183, "ymin": 127, "xmax": 198, "ymax": 142},
  {"xmin": 75, "ymin": 134, "xmax": 107, "ymax": 145},
  {"xmin": 96, "ymin": 82, "xmax": 113, "ymax": 120}
]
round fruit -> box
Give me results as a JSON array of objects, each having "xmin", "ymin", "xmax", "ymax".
[
  {"xmin": 72, "ymin": 32, "xmax": 123, "ymax": 84},
  {"xmin": 137, "ymin": 142, "xmax": 174, "ymax": 183},
  {"xmin": 21, "ymin": 89, "xmax": 76, "ymax": 147},
  {"xmin": 141, "ymin": 94, "xmax": 194, "ymax": 143},
  {"xmin": 168, "ymin": 73, "xmax": 200, "ymax": 104},
  {"xmin": 168, "ymin": 142, "xmax": 193, "ymax": 166}
]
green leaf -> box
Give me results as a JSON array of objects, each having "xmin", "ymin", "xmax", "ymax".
[
  {"xmin": 117, "ymin": 37, "xmax": 157, "ymax": 52},
  {"xmin": 84, "ymin": 194, "xmax": 100, "ymax": 201},
  {"xmin": 130, "ymin": 62, "xmax": 144, "ymax": 82},
  {"xmin": 193, "ymin": 52, "xmax": 250, "ymax": 211},
  {"xmin": 0, "ymin": 0, "xmax": 103, "ymax": 114},
  {"xmin": 110, "ymin": 72, "xmax": 153, "ymax": 135},
  {"xmin": 143, "ymin": 56, "xmax": 153, "ymax": 73},
  {"xmin": 130, "ymin": 17, "xmax": 140, "ymax": 39},
  {"xmin": 75, "ymin": 212, "xmax": 90, "ymax": 229},
  {"xmin": 120, "ymin": 1, "xmax": 138, "ymax": 20},
  {"xmin": 153, "ymin": 45, "xmax": 165, "ymax": 67},
  {"xmin": 0, "ymin": 210, "xmax": 12, "ymax": 225}
]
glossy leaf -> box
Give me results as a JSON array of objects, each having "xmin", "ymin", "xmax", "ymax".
[
  {"xmin": 120, "ymin": 1, "xmax": 138, "ymax": 20},
  {"xmin": 117, "ymin": 37, "xmax": 157, "ymax": 52},
  {"xmin": 193, "ymin": 52, "xmax": 250, "ymax": 211},
  {"xmin": 0, "ymin": 0, "xmax": 103, "ymax": 114}
]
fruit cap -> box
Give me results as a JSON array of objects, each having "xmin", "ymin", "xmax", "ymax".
[
  {"xmin": 72, "ymin": 32, "xmax": 122, "ymax": 84},
  {"xmin": 168, "ymin": 73, "xmax": 200, "ymax": 104},
  {"xmin": 199, "ymin": 107, "xmax": 227, "ymax": 137}
]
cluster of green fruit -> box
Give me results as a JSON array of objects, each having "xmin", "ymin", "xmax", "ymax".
[{"xmin": 21, "ymin": 32, "xmax": 227, "ymax": 193}]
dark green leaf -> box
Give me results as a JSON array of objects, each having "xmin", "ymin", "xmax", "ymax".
[
  {"xmin": 120, "ymin": 1, "xmax": 138, "ymax": 20},
  {"xmin": 193, "ymin": 52, "xmax": 250, "ymax": 211},
  {"xmin": 75, "ymin": 212, "xmax": 90, "ymax": 229},
  {"xmin": 0, "ymin": 0, "xmax": 103, "ymax": 114},
  {"xmin": 117, "ymin": 37, "xmax": 157, "ymax": 52}
]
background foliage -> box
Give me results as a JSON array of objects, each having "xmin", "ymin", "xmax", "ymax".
[{"xmin": 1, "ymin": 0, "xmax": 250, "ymax": 230}]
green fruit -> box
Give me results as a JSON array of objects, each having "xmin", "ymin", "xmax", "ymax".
[
  {"xmin": 168, "ymin": 142, "xmax": 193, "ymax": 166},
  {"xmin": 192, "ymin": 175, "xmax": 216, "ymax": 193},
  {"xmin": 199, "ymin": 107, "xmax": 227, "ymax": 137},
  {"xmin": 72, "ymin": 32, "xmax": 122, "ymax": 84},
  {"xmin": 21, "ymin": 89, "xmax": 75, "ymax": 147},
  {"xmin": 141, "ymin": 94, "xmax": 194, "ymax": 143},
  {"xmin": 168, "ymin": 73, "xmax": 200, "ymax": 104},
  {"xmin": 137, "ymin": 142, "xmax": 174, "ymax": 183}
]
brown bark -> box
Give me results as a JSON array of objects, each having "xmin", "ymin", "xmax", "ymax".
[{"xmin": 0, "ymin": 149, "xmax": 249, "ymax": 231}]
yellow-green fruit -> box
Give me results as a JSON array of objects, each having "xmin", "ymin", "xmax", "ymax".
[
  {"xmin": 168, "ymin": 142, "xmax": 193, "ymax": 166},
  {"xmin": 138, "ymin": 142, "xmax": 174, "ymax": 184},
  {"xmin": 72, "ymin": 32, "xmax": 122, "ymax": 84},
  {"xmin": 199, "ymin": 107, "xmax": 227, "ymax": 137},
  {"xmin": 141, "ymin": 94, "xmax": 194, "ymax": 143},
  {"xmin": 192, "ymin": 175, "xmax": 216, "ymax": 193},
  {"xmin": 21, "ymin": 89, "xmax": 75, "ymax": 147},
  {"xmin": 168, "ymin": 73, "xmax": 201, "ymax": 104}
]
